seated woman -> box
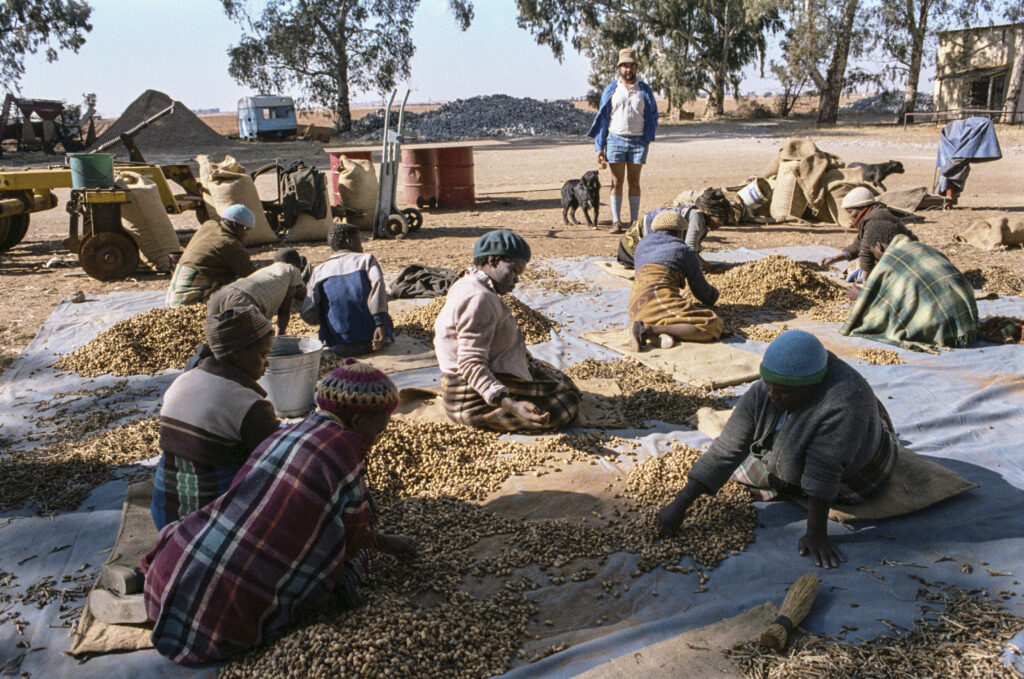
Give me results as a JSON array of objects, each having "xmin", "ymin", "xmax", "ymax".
[
  {"xmin": 841, "ymin": 222, "xmax": 978, "ymax": 352},
  {"xmin": 628, "ymin": 210, "xmax": 724, "ymax": 350},
  {"xmin": 142, "ymin": 360, "xmax": 417, "ymax": 665},
  {"xmin": 151, "ymin": 306, "xmax": 279, "ymax": 530},
  {"xmin": 433, "ymin": 230, "xmax": 581, "ymax": 432},
  {"xmin": 617, "ymin": 188, "xmax": 732, "ymax": 270},
  {"xmin": 301, "ymin": 223, "xmax": 393, "ymax": 357},
  {"xmin": 657, "ymin": 330, "xmax": 898, "ymax": 569},
  {"xmin": 819, "ymin": 187, "xmax": 917, "ymax": 280},
  {"xmin": 166, "ymin": 204, "xmax": 256, "ymax": 307}
]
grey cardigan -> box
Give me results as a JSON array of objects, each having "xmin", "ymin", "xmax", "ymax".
[{"xmin": 688, "ymin": 353, "xmax": 886, "ymax": 503}]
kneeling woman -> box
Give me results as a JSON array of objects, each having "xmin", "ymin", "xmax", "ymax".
[
  {"xmin": 434, "ymin": 230, "xmax": 581, "ymax": 432},
  {"xmin": 142, "ymin": 360, "xmax": 417, "ymax": 665},
  {"xmin": 657, "ymin": 330, "xmax": 898, "ymax": 569},
  {"xmin": 628, "ymin": 210, "xmax": 724, "ymax": 350}
]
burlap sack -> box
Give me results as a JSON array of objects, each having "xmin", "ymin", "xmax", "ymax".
[
  {"xmin": 824, "ymin": 168, "xmax": 875, "ymax": 227},
  {"xmin": 197, "ymin": 154, "xmax": 278, "ymax": 246},
  {"xmin": 955, "ymin": 217, "xmax": 1024, "ymax": 250},
  {"xmin": 337, "ymin": 157, "xmax": 378, "ymax": 230},
  {"xmin": 671, "ymin": 189, "xmax": 702, "ymax": 208},
  {"xmin": 284, "ymin": 179, "xmax": 334, "ymax": 243},
  {"xmin": 770, "ymin": 160, "xmax": 807, "ymax": 222},
  {"xmin": 115, "ymin": 171, "xmax": 181, "ymax": 271},
  {"xmin": 795, "ymin": 447, "xmax": 978, "ymax": 522},
  {"xmin": 68, "ymin": 480, "xmax": 157, "ymax": 657}
]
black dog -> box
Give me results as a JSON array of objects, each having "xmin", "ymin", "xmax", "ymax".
[
  {"xmin": 847, "ymin": 160, "xmax": 905, "ymax": 190},
  {"xmin": 561, "ymin": 170, "xmax": 601, "ymax": 226}
]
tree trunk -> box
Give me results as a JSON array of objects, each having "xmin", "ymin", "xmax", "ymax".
[
  {"xmin": 715, "ymin": 3, "xmax": 731, "ymax": 117},
  {"xmin": 900, "ymin": 2, "xmax": 928, "ymax": 123},
  {"xmin": 334, "ymin": 56, "xmax": 351, "ymax": 132},
  {"xmin": 816, "ymin": 0, "xmax": 859, "ymax": 126},
  {"xmin": 1003, "ymin": 39, "xmax": 1024, "ymax": 124}
]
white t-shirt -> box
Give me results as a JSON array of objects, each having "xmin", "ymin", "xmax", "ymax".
[{"xmin": 609, "ymin": 79, "xmax": 646, "ymax": 137}]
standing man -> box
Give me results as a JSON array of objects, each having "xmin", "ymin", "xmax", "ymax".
[{"xmin": 588, "ymin": 47, "xmax": 658, "ymax": 235}]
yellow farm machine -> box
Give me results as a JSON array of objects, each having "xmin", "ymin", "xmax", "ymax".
[{"xmin": 0, "ymin": 104, "xmax": 208, "ymax": 280}]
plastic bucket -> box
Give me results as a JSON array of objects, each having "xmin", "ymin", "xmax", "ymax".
[
  {"xmin": 68, "ymin": 153, "xmax": 115, "ymax": 189},
  {"xmin": 258, "ymin": 335, "xmax": 324, "ymax": 418},
  {"xmin": 738, "ymin": 178, "xmax": 770, "ymax": 207}
]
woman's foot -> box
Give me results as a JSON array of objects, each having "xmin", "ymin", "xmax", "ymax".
[
  {"xmin": 658, "ymin": 334, "xmax": 676, "ymax": 349},
  {"xmin": 609, "ymin": 222, "xmax": 625, "ymax": 234},
  {"xmin": 630, "ymin": 320, "xmax": 648, "ymax": 352}
]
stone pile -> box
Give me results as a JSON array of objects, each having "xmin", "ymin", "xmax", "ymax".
[
  {"xmin": 352, "ymin": 95, "xmax": 593, "ymax": 141},
  {"xmin": 842, "ymin": 92, "xmax": 934, "ymax": 114}
]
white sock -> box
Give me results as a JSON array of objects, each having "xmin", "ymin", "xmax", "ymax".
[
  {"xmin": 610, "ymin": 195, "xmax": 622, "ymax": 223},
  {"xmin": 629, "ymin": 195, "xmax": 641, "ymax": 222}
]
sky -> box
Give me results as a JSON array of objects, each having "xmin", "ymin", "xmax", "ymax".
[{"xmin": 17, "ymin": 0, "xmax": 942, "ymax": 119}]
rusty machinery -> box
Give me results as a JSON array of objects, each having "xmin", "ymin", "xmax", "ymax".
[
  {"xmin": 0, "ymin": 104, "xmax": 206, "ymax": 280},
  {"xmin": 0, "ymin": 94, "xmax": 96, "ymax": 156}
]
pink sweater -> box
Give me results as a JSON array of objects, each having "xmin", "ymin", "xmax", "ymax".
[{"xmin": 433, "ymin": 271, "xmax": 531, "ymax": 405}]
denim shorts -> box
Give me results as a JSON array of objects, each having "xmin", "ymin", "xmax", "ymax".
[{"xmin": 606, "ymin": 132, "xmax": 650, "ymax": 164}]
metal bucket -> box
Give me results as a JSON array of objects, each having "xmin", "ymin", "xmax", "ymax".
[
  {"xmin": 68, "ymin": 153, "xmax": 115, "ymax": 189},
  {"xmin": 258, "ymin": 335, "xmax": 324, "ymax": 418},
  {"xmin": 738, "ymin": 177, "xmax": 770, "ymax": 207}
]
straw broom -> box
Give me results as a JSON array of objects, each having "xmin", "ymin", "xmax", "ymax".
[{"xmin": 760, "ymin": 573, "xmax": 820, "ymax": 652}]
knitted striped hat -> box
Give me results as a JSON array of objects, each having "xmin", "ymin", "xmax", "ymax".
[
  {"xmin": 650, "ymin": 210, "xmax": 685, "ymax": 232},
  {"xmin": 204, "ymin": 305, "xmax": 273, "ymax": 359},
  {"xmin": 759, "ymin": 330, "xmax": 828, "ymax": 386},
  {"xmin": 315, "ymin": 358, "xmax": 399, "ymax": 415}
]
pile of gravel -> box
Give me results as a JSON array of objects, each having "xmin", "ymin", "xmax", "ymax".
[
  {"xmin": 842, "ymin": 91, "xmax": 934, "ymax": 114},
  {"xmin": 351, "ymin": 94, "xmax": 593, "ymax": 141},
  {"xmin": 90, "ymin": 89, "xmax": 230, "ymax": 154}
]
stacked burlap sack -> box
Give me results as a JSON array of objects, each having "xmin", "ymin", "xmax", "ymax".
[
  {"xmin": 671, "ymin": 140, "xmax": 882, "ymax": 226},
  {"xmin": 114, "ymin": 171, "xmax": 182, "ymax": 272}
]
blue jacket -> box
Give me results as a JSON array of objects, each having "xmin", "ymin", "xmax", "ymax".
[{"xmin": 587, "ymin": 78, "xmax": 658, "ymax": 151}]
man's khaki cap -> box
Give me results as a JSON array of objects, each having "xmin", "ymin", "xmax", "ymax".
[{"xmin": 617, "ymin": 48, "xmax": 637, "ymax": 67}]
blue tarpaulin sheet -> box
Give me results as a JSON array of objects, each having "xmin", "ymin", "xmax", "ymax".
[{"xmin": 1, "ymin": 248, "xmax": 1022, "ymax": 678}]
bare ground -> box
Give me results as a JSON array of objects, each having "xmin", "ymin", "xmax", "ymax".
[{"xmin": 1, "ymin": 119, "xmax": 1022, "ymax": 375}]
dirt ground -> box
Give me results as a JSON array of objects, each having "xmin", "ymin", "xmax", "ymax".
[{"xmin": 1, "ymin": 118, "xmax": 1022, "ymax": 375}]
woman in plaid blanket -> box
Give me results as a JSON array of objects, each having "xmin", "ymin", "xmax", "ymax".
[
  {"xmin": 433, "ymin": 230, "xmax": 581, "ymax": 432},
  {"xmin": 841, "ymin": 221, "xmax": 978, "ymax": 352},
  {"xmin": 141, "ymin": 360, "xmax": 417, "ymax": 665},
  {"xmin": 656, "ymin": 331, "xmax": 897, "ymax": 570}
]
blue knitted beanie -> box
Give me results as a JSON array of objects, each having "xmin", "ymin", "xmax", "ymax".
[
  {"xmin": 472, "ymin": 229, "xmax": 531, "ymax": 262},
  {"xmin": 760, "ymin": 330, "xmax": 828, "ymax": 386}
]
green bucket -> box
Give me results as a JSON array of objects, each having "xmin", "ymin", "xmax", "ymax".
[{"xmin": 68, "ymin": 153, "xmax": 115, "ymax": 189}]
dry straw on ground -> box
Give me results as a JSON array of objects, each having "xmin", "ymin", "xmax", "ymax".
[
  {"xmin": 393, "ymin": 294, "xmax": 558, "ymax": 344},
  {"xmin": 565, "ymin": 358, "xmax": 727, "ymax": 426},
  {"xmin": 857, "ymin": 348, "xmax": 903, "ymax": 365},
  {"xmin": 53, "ymin": 305, "xmax": 206, "ymax": 376},
  {"xmin": 727, "ymin": 582, "xmax": 1024, "ymax": 678},
  {"xmin": 0, "ymin": 418, "xmax": 158, "ymax": 513}
]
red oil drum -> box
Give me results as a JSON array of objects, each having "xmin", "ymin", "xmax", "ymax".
[
  {"xmin": 328, "ymin": 150, "xmax": 373, "ymax": 206},
  {"xmin": 436, "ymin": 146, "xmax": 475, "ymax": 209},
  {"xmin": 400, "ymin": 148, "xmax": 439, "ymax": 208}
]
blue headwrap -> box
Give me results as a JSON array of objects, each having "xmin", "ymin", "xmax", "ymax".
[{"xmin": 759, "ymin": 330, "xmax": 828, "ymax": 386}]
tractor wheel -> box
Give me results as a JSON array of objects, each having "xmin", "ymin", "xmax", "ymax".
[
  {"xmin": 382, "ymin": 214, "xmax": 409, "ymax": 240},
  {"xmin": 0, "ymin": 214, "xmax": 30, "ymax": 252},
  {"xmin": 401, "ymin": 208, "xmax": 423, "ymax": 232},
  {"xmin": 79, "ymin": 232, "xmax": 140, "ymax": 281}
]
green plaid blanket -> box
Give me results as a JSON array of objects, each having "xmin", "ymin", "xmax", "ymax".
[{"xmin": 841, "ymin": 235, "xmax": 978, "ymax": 352}]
